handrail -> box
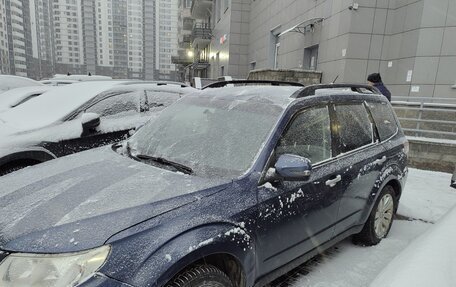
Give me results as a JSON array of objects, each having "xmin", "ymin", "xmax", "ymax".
[{"xmin": 391, "ymin": 100, "xmax": 456, "ymax": 139}]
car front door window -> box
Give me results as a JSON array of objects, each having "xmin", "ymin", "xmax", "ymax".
[{"xmin": 276, "ymin": 105, "xmax": 332, "ymax": 165}]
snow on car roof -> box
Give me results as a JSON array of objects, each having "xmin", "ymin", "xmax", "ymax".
[
  {"xmin": 196, "ymin": 86, "xmax": 302, "ymax": 107},
  {"xmin": 0, "ymin": 81, "xmax": 129, "ymax": 131},
  {"xmin": 0, "ymin": 86, "xmax": 55, "ymax": 111}
]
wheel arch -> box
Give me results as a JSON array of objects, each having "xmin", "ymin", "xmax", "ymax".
[{"xmin": 0, "ymin": 149, "xmax": 56, "ymax": 172}]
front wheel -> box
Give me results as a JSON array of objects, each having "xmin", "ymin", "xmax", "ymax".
[
  {"xmin": 166, "ymin": 265, "xmax": 233, "ymax": 287},
  {"xmin": 353, "ymin": 185, "xmax": 397, "ymax": 246}
]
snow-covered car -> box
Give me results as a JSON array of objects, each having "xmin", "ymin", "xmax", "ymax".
[
  {"xmin": 0, "ymin": 81, "xmax": 197, "ymax": 175},
  {"xmin": 51, "ymin": 74, "xmax": 113, "ymax": 81},
  {"xmin": 0, "ymin": 86, "xmax": 54, "ymax": 112},
  {"xmin": 0, "ymin": 82, "xmax": 408, "ymax": 287},
  {"xmin": 0, "ymin": 75, "xmax": 44, "ymax": 94},
  {"xmin": 370, "ymin": 206, "xmax": 456, "ymax": 287}
]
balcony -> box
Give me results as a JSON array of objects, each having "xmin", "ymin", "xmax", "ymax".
[
  {"xmin": 192, "ymin": 22, "xmax": 212, "ymax": 48},
  {"xmin": 172, "ymin": 50, "xmax": 193, "ymax": 66},
  {"xmin": 183, "ymin": 17, "xmax": 194, "ymax": 31},
  {"xmin": 191, "ymin": 0, "xmax": 212, "ymax": 19}
]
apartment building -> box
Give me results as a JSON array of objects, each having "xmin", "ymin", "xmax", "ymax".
[
  {"xmin": 155, "ymin": 0, "xmax": 178, "ymax": 80},
  {"xmin": 0, "ymin": 0, "xmax": 9, "ymax": 74},
  {"xmin": 1, "ymin": 0, "xmax": 179, "ymax": 80},
  {"xmin": 29, "ymin": 0, "xmax": 54, "ymax": 78}
]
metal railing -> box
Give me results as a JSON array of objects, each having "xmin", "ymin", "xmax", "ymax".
[{"xmin": 391, "ymin": 96, "xmax": 456, "ymax": 140}]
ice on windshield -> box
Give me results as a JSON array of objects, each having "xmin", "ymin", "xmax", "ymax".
[{"xmin": 128, "ymin": 96, "xmax": 284, "ymax": 178}]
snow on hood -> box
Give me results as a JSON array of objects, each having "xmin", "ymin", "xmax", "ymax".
[
  {"xmin": 0, "ymin": 81, "xmax": 128, "ymax": 132},
  {"xmin": 0, "ymin": 146, "xmax": 228, "ymax": 253},
  {"xmin": 0, "ymin": 86, "xmax": 54, "ymax": 112}
]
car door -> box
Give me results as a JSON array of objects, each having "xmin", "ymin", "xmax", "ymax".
[
  {"xmin": 256, "ymin": 104, "xmax": 343, "ymax": 276},
  {"xmin": 60, "ymin": 90, "xmax": 143, "ymax": 155},
  {"xmin": 330, "ymin": 101, "xmax": 388, "ymax": 236}
]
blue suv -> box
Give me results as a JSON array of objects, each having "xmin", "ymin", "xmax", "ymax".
[{"xmin": 0, "ymin": 82, "xmax": 408, "ymax": 287}]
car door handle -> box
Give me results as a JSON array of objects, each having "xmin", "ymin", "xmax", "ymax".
[
  {"xmin": 374, "ymin": 156, "xmax": 387, "ymax": 165},
  {"xmin": 326, "ymin": 175, "xmax": 342, "ymax": 187}
]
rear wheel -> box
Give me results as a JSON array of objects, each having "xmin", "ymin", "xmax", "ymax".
[
  {"xmin": 353, "ymin": 185, "xmax": 396, "ymax": 246},
  {"xmin": 0, "ymin": 163, "xmax": 30, "ymax": 176},
  {"xmin": 166, "ymin": 265, "xmax": 233, "ymax": 287},
  {"xmin": 0, "ymin": 159, "xmax": 40, "ymax": 176}
]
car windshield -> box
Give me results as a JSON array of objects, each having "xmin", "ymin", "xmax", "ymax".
[{"xmin": 127, "ymin": 96, "xmax": 283, "ymax": 178}]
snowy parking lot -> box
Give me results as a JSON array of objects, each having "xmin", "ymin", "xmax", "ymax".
[{"xmin": 271, "ymin": 168, "xmax": 456, "ymax": 287}]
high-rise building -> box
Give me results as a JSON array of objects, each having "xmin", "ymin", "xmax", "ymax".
[
  {"xmin": 0, "ymin": 0, "xmax": 179, "ymax": 80},
  {"xmin": 0, "ymin": 0, "xmax": 10, "ymax": 74},
  {"xmin": 52, "ymin": 0, "xmax": 85, "ymax": 74},
  {"xmin": 5, "ymin": 0, "xmax": 27, "ymax": 76},
  {"xmin": 155, "ymin": 0, "xmax": 178, "ymax": 80},
  {"xmin": 29, "ymin": 0, "xmax": 54, "ymax": 78}
]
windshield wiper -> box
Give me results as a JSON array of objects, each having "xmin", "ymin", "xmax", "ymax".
[{"xmin": 135, "ymin": 154, "xmax": 193, "ymax": 175}]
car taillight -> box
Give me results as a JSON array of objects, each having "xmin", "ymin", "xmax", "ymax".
[{"xmin": 404, "ymin": 140, "xmax": 410, "ymax": 155}]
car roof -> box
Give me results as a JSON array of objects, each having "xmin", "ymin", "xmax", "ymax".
[{"xmin": 195, "ymin": 86, "xmax": 302, "ymax": 108}]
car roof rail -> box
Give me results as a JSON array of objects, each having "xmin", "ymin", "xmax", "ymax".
[
  {"xmin": 202, "ymin": 80, "xmax": 305, "ymax": 89},
  {"xmin": 292, "ymin": 83, "xmax": 381, "ymax": 98},
  {"xmin": 122, "ymin": 81, "xmax": 189, "ymax": 88}
]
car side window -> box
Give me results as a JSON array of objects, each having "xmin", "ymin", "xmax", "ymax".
[
  {"xmin": 333, "ymin": 103, "xmax": 373, "ymax": 154},
  {"xmin": 366, "ymin": 101, "xmax": 399, "ymax": 141},
  {"xmin": 276, "ymin": 106, "xmax": 332, "ymax": 164},
  {"xmin": 86, "ymin": 91, "xmax": 140, "ymax": 118},
  {"xmin": 145, "ymin": 90, "xmax": 181, "ymax": 111}
]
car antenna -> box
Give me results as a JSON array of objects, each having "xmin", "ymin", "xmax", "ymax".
[{"xmin": 331, "ymin": 75, "xmax": 339, "ymax": 84}]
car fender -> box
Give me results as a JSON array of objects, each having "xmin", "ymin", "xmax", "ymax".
[
  {"xmin": 360, "ymin": 163, "xmax": 406, "ymax": 223},
  {"xmin": 0, "ymin": 147, "xmax": 56, "ymax": 167},
  {"xmin": 105, "ymin": 222, "xmax": 256, "ymax": 287}
]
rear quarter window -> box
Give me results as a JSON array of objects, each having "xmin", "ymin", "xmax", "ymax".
[{"xmin": 367, "ymin": 101, "xmax": 399, "ymax": 141}]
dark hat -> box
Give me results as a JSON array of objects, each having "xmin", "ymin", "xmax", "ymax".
[{"xmin": 367, "ymin": 73, "xmax": 382, "ymax": 83}]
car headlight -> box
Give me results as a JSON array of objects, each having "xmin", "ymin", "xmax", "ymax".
[{"xmin": 0, "ymin": 245, "xmax": 110, "ymax": 287}]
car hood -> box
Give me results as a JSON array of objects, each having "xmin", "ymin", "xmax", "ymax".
[{"xmin": 0, "ymin": 146, "xmax": 228, "ymax": 253}]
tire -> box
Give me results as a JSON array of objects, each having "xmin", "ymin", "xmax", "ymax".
[
  {"xmin": 166, "ymin": 265, "xmax": 233, "ymax": 287},
  {"xmin": 0, "ymin": 163, "xmax": 30, "ymax": 176},
  {"xmin": 353, "ymin": 185, "xmax": 397, "ymax": 246}
]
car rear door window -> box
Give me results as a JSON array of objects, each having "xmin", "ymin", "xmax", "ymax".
[
  {"xmin": 333, "ymin": 103, "xmax": 373, "ymax": 154},
  {"xmin": 366, "ymin": 101, "xmax": 399, "ymax": 141},
  {"xmin": 145, "ymin": 90, "xmax": 181, "ymax": 111},
  {"xmin": 86, "ymin": 91, "xmax": 140, "ymax": 118},
  {"xmin": 276, "ymin": 105, "xmax": 332, "ymax": 164}
]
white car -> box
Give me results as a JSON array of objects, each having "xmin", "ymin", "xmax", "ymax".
[
  {"xmin": 0, "ymin": 75, "xmax": 44, "ymax": 94},
  {"xmin": 0, "ymin": 86, "xmax": 54, "ymax": 112},
  {"xmin": 0, "ymin": 81, "xmax": 197, "ymax": 175}
]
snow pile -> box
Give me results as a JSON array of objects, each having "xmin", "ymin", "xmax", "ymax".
[
  {"xmin": 398, "ymin": 168, "xmax": 456, "ymax": 222},
  {"xmin": 370, "ymin": 206, "xmax": 456, "ymax": 287}
]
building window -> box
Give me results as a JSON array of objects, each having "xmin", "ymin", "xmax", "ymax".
[{"xmin": 303, "ymin": 45, "xmax": 319, "ymax": 71}]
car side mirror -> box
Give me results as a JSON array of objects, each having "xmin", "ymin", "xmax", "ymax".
[
  {"xmin": 274, "ymin": 154, "xmax": 312, "ymax": 181},
  {"xmin": 81, "ymin": 112, "xmax": 100, "ymax": 132}
]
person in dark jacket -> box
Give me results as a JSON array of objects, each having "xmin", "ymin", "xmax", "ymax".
[
  {"xmin": 451, "ymin": 167, "xmax": 456, "ymax": 189},
  {"xmin": 367, "ymin": 73, "xmax": 391, "ymax": 102}
]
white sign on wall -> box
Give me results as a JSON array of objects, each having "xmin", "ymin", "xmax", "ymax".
[
  {"xmin": 406, "ymin": 70, "xmax": 413, "ymax": 82},
  {"xmin": 411, "ymin": 86, "xmax": 420, "ymax": 93},
  {"xmin": 388, "ymin": 61, "xmax": 393, "ymax": 68}
]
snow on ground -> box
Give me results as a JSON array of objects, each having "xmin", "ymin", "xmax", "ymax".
[{"xmin": 271, "ymin": 168, "xmax": 456, "ymax": 287}]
